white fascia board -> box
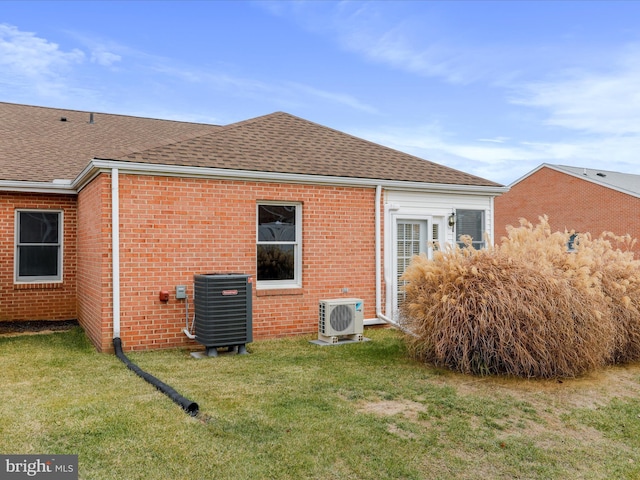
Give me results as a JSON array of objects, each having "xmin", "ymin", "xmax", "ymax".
[
  {"xmin": 77, "ymin": 159, "xmax": 509, "ymax": 196},
  {"xmin": 0, "ymin": 180, "xmax": 76, "ymax": 194}
]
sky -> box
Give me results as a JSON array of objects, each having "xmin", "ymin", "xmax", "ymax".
[{"xmin": 2, "ymin": 1, "xmax": 640, "ymax": 186}]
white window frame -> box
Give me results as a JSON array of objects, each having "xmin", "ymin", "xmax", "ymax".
[
  {"xmin": 455, "ymin": 209, "xmax": 486, "ymax": 249},
  {"xmin": 15, "ymin": 209, "xmax": 63, "ymax": 283},
  {"xmin": 256, "ymin": 202, "xmax": 302, "ymax": 289}
]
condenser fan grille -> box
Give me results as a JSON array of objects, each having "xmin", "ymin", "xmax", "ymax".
[
  {"xmin": 318, "ymin": 298, "xmax": 364, "ymax": 339},
  {"xmin": 330, "ymin": 304, "xmax": 354, "ymax": 332}
]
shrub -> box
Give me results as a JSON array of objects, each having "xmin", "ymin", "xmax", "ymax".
[
  {"xmin": 576, "ymin": 232, "xmax": 640, "ymax": 364},
  {"xmin": 401, "ymin": 217, "xmax": 640, "ymax": 378}
]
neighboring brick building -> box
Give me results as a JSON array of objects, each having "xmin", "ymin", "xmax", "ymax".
[
  {"xmin": 1, "ymin": 102, "xmax": 506, "ymax": 352},
  {"xmin": 495, "ymin": 164, "xmax": 640, "ymax": 255}
]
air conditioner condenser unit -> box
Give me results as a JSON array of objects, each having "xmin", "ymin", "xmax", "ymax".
[
  {"xmin": 318, "ymin": 298, "xmax": 364, "ymax": 344},
  {"xmin": 193, "ymin": 273, "xmax": 252, "ymax": 357}
]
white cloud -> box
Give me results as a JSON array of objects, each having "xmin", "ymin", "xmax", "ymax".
[
  {"xmin": 90, "ymin": 48, "xmax": 121, "ymax": 67},
  {"xmin": 260, "ymin": 2, "xmax": 519, "ymax": 86},
  {"xmin": 0, "ymin": 24, "xmax": 84, "ymax": 77},
  {"xmin": 512, "ymin": 45, "xmax": 640, "ymax": 135},
  {"xmin": 477, "ymin": 137, "xmax": 509, "ymax": 144},
  {"xmin": 62, "ymin": 30, "xmax": 126, "ymax": 68},
  {"xmin": 352, "ymin": 122, "xmax": 640, "ymax": 186},
  {"xmin": 151, "ymin": 61, "xmax": 377, "ymax": 114},
  {"xmin": 340, "ymin": 25, "xmax": 492, "ymax": 85},
  {"xmin": 0, "ymin": 23, "xmax": 90, "ymax": 101},
  {"xmin": 287, "ymin": 82, "xmax": 378, "ymax": 113}
]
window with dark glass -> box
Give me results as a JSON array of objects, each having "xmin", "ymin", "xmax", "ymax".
[
  {"xmin": 16, "ymin": 210, "xmax": 62, "ymax": 281},
  {"xmin": 257, "ymin": 204, "xmax": 300, "ymax": 285},
  {"xmin": 456, "ymin": 209, "xmax": 485, "ymax": 249}
]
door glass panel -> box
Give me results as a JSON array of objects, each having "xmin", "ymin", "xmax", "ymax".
[{"xmin": 397, "ymin": 221, "xmax": 426, "ymax": 305}]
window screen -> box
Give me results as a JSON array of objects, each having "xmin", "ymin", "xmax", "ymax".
[
  {"xmin": 16, "ymin": 210, "xmax": 62, "ymax": 281},
  {"xmin": 456, "ymin": 210, "xmax": 485, "ymax": 249}
]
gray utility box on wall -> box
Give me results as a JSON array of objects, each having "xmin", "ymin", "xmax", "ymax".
[{"xmin": 193, "ymin": 273, "xmax": 253, "ymax": 357}]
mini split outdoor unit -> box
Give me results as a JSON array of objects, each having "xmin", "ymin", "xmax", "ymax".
[
  {"xmin": 318, "ymin": 298, "xmax": 364, "ymax": 344},
  {"xmin": 193, "ymin": 273, "xmax": 253, "ymax": 357}
]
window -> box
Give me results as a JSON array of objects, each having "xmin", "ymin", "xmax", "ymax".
[
  {"xmin": 15, "ymin": 210, "xmax": 63, "ymax": 282},
  {"xmin": 456, "ymin": 209, "xmax": 485, "ymax": 249},
  {"xmin": 256, "ymin": 203, "xmax": 301, "ymax": 287}
]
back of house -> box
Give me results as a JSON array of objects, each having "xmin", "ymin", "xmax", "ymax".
[{"xmin": 0, "ymin": 102, "xmax": 505, "ymax": 351}]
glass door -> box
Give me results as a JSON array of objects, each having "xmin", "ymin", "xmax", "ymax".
[{"xmin": 396, "ymin": 220, "xmax": 428, "ymax": 307}]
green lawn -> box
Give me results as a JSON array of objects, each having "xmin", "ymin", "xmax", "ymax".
[{"xmin": 1, "ymin": 327, "xmax": 640, "ymax": 479}]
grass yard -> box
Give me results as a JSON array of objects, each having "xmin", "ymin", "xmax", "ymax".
[{"xmin": 2, "ymin": 327, "xmax": 640, "ymax": 479}]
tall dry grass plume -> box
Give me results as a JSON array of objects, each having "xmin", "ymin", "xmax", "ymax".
[{"xmin": 401, "ymin": 216, "xmax": 640, "ymax": 378}]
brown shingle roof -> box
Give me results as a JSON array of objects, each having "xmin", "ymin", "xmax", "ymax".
[
  {"xmin": 0, "ymin": 102, "xmax": 220, "ymax": 182},
  {"xmin": 119, "ymin": 112, "xmax": 500, "ymax": 186},
  {"xmin": 0, "ymin": 102, "xmax": 501, "ymax": 187}
]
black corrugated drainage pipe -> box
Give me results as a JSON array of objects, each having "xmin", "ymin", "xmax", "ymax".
[{"xmin": 113, "ymin": 338, "xmax": 199, "ymax": 416}]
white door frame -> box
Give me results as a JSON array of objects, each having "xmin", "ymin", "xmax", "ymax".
[{"xmin": 386, "ymin": 212, "xmax": 445, "ymax": 319}]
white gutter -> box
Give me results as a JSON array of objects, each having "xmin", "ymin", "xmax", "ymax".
[
  {"xmin": 375, "ymin": 185, "xmax": 417, "ymax": 337},
  {"xmin": 1, "ymin": 159, "xmax": 507, "ymax": 196},
  {"xmin": 111, "ymin": 168, "xmax": 121, "ymax": 339},
  {"xmin": 76, "ymin": 159, "xmax": 509, "ymax": 196},
  {"xmin": 0, "ymin": 179, "xmax": 76, "ymax": 195}
]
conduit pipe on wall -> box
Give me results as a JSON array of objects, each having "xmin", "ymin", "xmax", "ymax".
[
  {"xmin": 110, "ymin": 168, "xmax": 199, "ymax": 416},
  {"xmin": 375, "ymin": 185, "xmax": 417, "ymax": 337}
]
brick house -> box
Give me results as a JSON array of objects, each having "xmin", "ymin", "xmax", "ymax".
[
  {"xmin": 495, "ymin": 163, "xmax": 640, "ymax": 255},
  {"xmin": 1, "ymin": 102, "xmax": 506, "ymax": 352}
]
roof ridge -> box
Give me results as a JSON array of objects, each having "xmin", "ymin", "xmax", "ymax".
[
  {"xmin": 0, "ymin": 101, "xmax": 221, "ymax": 127},
  {"xmin": 555, "ymin": 163, "xmax": 640, "ymax": 177},
  {"xmin": 116, "ymin": 112, "xmax": 289, "ymax": 160}
]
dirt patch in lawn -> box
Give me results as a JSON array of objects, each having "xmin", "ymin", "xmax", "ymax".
[
  {"xmin": 0, "ymin": 320, "xmax": 79, "ymax": 337},
  {"xmin": 359, "ymin": 398, "xmax": 426, "ymax": 421},
  {"xmin": 439, "ymin": 363, "xmax": 640, "ymax": 410},
  {"xmin": 357, "ymin": 363, "xmax": 640, "ymax": 444}
]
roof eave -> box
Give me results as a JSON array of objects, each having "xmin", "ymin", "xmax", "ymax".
[
  {"xmin": 0, "ymin": 180, "xmax": 76, "ymax": 195},
  {"xmin": 77, "ymin": 159, "xmax": 508, "ymax": 195}
]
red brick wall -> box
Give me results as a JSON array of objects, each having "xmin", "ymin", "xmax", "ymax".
[
  {"xmin": 495, "ymin": 167, "xmax": 640, "ymax": 255},
  {"xmin": 79, "ymin": 173, "xmax": 378, "ymax": 352},
  {"xmin": 0, "ymin": 192, "xmax": 77, "ymax": 321},
  {"xmin": 77, "ymin": 175, "xmax": 113, "ymax": 351}
]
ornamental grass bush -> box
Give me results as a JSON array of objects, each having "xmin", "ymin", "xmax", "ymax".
[{"xmin": 401, "ymin": 216, "xmax": 640, "ymax": 378}]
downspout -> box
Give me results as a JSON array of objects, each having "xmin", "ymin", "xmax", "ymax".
[
  {"xmin": 110, "ymin": 168, "xmax": 198, "ymax": 416},
  {"xmin": 490, "ymin": 196, "xmax": 495, "ymax": 247},
  {"xmin": 375, "ymin": 185, "xmax": 417, "ymax": 336},
  {"xmin": 112, "ymin": 168, "xmax": 120, "ymax": 339}
]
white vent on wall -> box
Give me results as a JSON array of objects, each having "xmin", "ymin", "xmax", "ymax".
[{"xmin": 318, "ymin": 298, "xmax": 364, "ymax": 343}]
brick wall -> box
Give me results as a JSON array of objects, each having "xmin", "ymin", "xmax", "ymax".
[
  {"xmin": 77, "ymin": 175, "xmax": 113, "ymax": 351},
  {"xmin": 0, "ymin": 192, "xmax": 77, "ymax": 321},
  {"xmin": 79, "ymin": 173, "xmax": 378, "ymax": 352},
  {"xmin": 495, "ymin": 166, "xmax": 640, "ymax": 254}
]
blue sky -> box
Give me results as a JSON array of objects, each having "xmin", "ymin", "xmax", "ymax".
[{"xmin": 2, "ymin": 1, "xmax": 640, "ymax": 185}]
